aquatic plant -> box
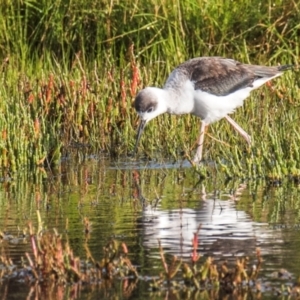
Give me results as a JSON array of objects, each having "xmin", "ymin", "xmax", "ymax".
[{"xmin": 1, "ymin": 212, "xmax": 300, "ymax": 298}]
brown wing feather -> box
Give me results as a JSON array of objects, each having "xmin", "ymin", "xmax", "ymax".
[{"xmin": 175, "ymin": 57, "xmax": 283, "ymax": 96}]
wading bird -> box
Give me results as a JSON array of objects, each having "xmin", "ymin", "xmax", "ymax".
[{"xmin": 134, "ymin": 57, "xmax": 294, "ymax": 163}]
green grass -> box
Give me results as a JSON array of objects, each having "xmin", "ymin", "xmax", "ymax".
[{"xmin": 0, "ymin": 0, "xmax": 300, "ymax": 179}]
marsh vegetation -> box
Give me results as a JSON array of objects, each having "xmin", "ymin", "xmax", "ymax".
[{"xmin": 1, "ymin": 1, "xmax": 300, "ymax": 299}]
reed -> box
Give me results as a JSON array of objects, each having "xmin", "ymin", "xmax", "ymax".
[{"xmin": 0, "ymin": 0, "xmax": 299, "ymax": 178}]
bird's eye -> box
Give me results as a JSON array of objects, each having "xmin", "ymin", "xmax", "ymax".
[{"xmin": 147, "ymin": 107, "xmax": 153, "ymax": 113}]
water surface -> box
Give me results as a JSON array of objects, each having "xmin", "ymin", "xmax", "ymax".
[{"xmin": 1, "ymin": 156, "xmax": 300, "ymax": 299}]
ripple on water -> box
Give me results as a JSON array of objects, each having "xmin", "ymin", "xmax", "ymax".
[{"xmin": 1, "ymin": 158, "xmax": 300, "ymax": 297}]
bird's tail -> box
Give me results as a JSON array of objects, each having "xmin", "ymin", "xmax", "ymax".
[{"xmin": 278, "ymin": 64, "xmax": 298, "ymax": 71}]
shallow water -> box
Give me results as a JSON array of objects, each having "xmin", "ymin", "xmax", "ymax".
[{"xmin": 1, "ymin": 156, "xmax": 300, "ymax": 299}]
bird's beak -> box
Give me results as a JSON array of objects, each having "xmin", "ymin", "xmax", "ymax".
[{"xmin": 134, "ymin": 119, "xmax": 146, "ymax": 154}]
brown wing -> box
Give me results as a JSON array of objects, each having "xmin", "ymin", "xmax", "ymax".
[{"xmin": 175, "ymin": 57, "xmax": 283, "ymax": 96}]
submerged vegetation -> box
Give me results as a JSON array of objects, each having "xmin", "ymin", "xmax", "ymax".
[
  {"xmin": 1, "ymin": 158, "xmax": 300, "ymax": 298},
  {"xmin": 1, "ymin": 211, "xmax": 299, "ymax": 299},
  {"xmin": 0, "ymin": 0, "xmax": 300, "ymax": 178}
]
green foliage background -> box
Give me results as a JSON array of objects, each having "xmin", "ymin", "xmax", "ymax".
[{"xmin": 0, "ymin": 0, "xmax": 300, "ymax": 179}]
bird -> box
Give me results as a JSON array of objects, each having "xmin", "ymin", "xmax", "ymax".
[{"xmin": 133, "ymin": 57, "xmax": 294, "ymax": 163}]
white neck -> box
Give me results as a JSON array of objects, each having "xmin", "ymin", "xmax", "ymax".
[{"xmin": 163, "ymin": 80, "xmax": 195, "ymax": 115}]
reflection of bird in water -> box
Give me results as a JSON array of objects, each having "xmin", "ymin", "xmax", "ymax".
[{"xmin": 138, "ymin": 191, "xmax": 283, "ymax": 261}]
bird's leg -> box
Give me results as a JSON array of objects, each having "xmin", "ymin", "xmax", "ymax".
[
  {"xmin": 193, "ymin": 121, "xmax": 206, "ymax": 163},
  {"xmin": 224, "ymin": 115, "xmax": 251, "ymax": 145}
]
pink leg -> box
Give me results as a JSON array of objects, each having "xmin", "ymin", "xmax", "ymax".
[
  {"xmin": 193, "ymin": 121, "xmax": 206, "ymax": 163},
  {"xmin": 225, "ymin": 115, "xmax": 251, "ymax": 145}
]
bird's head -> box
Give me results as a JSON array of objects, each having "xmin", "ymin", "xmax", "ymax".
[{"xmin": 133, "ymin": 87, "xmax": 168, "ymax": 153}]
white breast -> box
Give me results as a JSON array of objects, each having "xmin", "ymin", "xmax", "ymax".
[
  {"xmin": 193, "ymin": 72, "xmax": 283, "ymax": 124},
  {"xmin": 193, "ymin": 87, "xmax": 252, "ymax": 124}
]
